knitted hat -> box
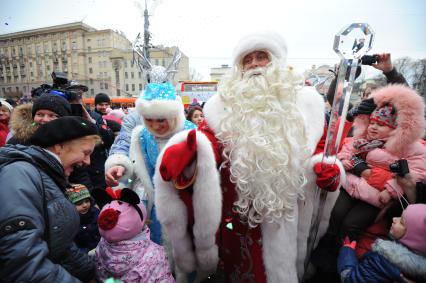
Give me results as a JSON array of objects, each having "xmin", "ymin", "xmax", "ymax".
[
  {"xmin": 399, "ymin": 204, "xmax": 426, "ymax": 256},
  {"xmin": 32, "ymin": 94, "xmax": 72, "ymax": 118},
  {"xmin": 67, "ymin": 184, "xmax": 91, "ymax": 204},
  {"xmin": 93, "ymin": 188, "xmax": 147, "ymax": 243},
  {"xmin": 232, "ymin": 31, "xmax": 288, "ymax": 68},
  {"xmin": 94, "ymin": 93, "xmax": 111, "ymax": 105},
  {"xmin": 370, "ymin": 105, "xmax": 397, "ymax": 129},
  {"xmin": 136, "ymin": 82, "xmax": 184, "ymax": 119},
  {"xmin": 29, "ymin": 116, "xmax": 99, "ymax": 147},
  {"xmin": 0, "ymin": 99, "xmax": 13, "ymax": 112}
]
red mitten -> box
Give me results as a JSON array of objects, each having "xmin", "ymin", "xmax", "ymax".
[
  {"xmin": 160, "ymin": 129, "xmax": 197, "ymax": 181},
  {"xmin": 365, "ymin": 167, "xmax": 393, "ymax": 191},
  {"xmin": 314, "ymin": 162, "xmax": 341, "ymax": 192},
  {"xmin": 343, "ymin": 236, "xmax": 357, "ymax": 249}
]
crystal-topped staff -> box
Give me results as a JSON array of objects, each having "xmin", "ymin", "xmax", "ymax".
[{"xmin": 304, "ymin": 23, "xmax": 375, "ymax": 277}]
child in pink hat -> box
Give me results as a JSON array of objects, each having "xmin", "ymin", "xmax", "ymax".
[
  {"xmin": 92, "ymin": 188, "xmax": 174, "ymax": 282},
  {"xmin": 337, "ymin": 203, "xmax": 426, "ymax": 282}
]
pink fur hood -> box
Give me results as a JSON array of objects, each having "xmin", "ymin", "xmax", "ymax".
[{"xmin": 353, "ymin": 84, "xmax": 425, "ymax": 156}]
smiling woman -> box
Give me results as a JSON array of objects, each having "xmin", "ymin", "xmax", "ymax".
[{"xmin": 0, "ymin": 116, "xmax": 100, "ymax": 282}]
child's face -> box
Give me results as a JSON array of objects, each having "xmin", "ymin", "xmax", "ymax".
[
  {"xmin": 367, "ymin": 121, "xmax": 393, "ymax": 140},
  {"xmin": 390, "ymin": 215, "xmax": 407, "ymax": 240},
  {"xmin": 75, "ymin": 198, "xmax": 91, "ymax": 215},
  {"xmin": 144, "ymin": 118, "xmax": 174, "ymax": 136}
]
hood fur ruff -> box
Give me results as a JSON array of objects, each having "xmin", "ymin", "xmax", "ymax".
[
  {"xmin": 353, "ymin": 85, "xmax": 425, "ymax": 156},
  {"xmin": 9, "ymin": 103, "xmax": 36, "ymax": 142},
  {"xmin": 373, "ymin": 239, "xmax": 426, "ymax": 279}
]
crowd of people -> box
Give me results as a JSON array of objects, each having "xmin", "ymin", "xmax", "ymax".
[{"xmin": 0, "ymin": 31, "xmax": 425, "ymax": 283}]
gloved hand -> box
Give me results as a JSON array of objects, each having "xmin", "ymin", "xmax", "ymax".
[
  {"xmin": 347, "ymin": 98, "xmax": 377, "ymax": 121},
  {"xmin": 160, "ymin": 129, "xmax": 197, "ymax": 181},
  {"xmin": 314, "ymin": 162, "xmax": 341, "ymax": 192},
  {"xmin": 343, "ymin": 236, "xmax": 357, "ymax": 249},
  {"xmin": 350, "ymin": 156, "xmax": 370, "ymax": 177}
]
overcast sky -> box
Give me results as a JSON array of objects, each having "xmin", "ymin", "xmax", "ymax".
[{"xmin": 1, "ymin": 0, "xmax": 425, "ymax": 79}]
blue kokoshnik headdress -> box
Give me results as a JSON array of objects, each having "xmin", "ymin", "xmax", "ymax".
[{"xmin": 136, "ymin": 82, "xmax": 184, "ymax": 119}]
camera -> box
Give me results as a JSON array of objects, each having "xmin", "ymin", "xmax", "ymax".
[
  {"xmin": 361, "ymin": 55, "xmax": 379, "ymax": 66},
  {"xmin": 389, "ymin": 159, "xmax": 409, "ymax": 177},
  {"xmin": 31, "ymin": 72, "xmax": 86, "ymax": 102}
]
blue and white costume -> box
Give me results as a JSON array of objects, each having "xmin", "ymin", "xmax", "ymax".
[{"xmin": 105, "ymin": 82, "xmax": 196, "ymax": 244}]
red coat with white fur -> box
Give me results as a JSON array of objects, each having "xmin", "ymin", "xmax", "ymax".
[{"xmin": 154, "ymin": 87, "xmax": 345, "ymax": 282}]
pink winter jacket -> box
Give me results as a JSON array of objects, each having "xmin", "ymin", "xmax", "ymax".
[
  {"xmin": 96, "ymin": 228, "xmax": 175, "ymax": 283},
  {"xmin": 338, "ymin": 140, "xmax": 426, "ymax": 208}
]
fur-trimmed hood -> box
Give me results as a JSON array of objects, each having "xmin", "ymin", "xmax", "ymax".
[
  {"xmin": 9, "ymin": 103, "xmax": 37, "ymax": 143},
  {"xmin": 373, "ymin": 239, "xmax": 426, "ymax": 280},
  {"xmin": 353, "ymin": 85, "xmax": 425, "ymax": 156}
]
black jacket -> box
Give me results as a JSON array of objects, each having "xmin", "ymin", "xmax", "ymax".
[
  {"xmin": 0, "ymin": 145, "xmax": 94, "ymax": 282},
  {"xmin": 75, "ymin": 201, "xmax": 101, "ymax": 253}
]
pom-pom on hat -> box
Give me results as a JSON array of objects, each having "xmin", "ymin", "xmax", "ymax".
[
  {"xmin": 370, "ymin": 104, "xmax": 397, "ymax": 129},
  {"xmin": 29, "ymin": 116, "xmax": 99, "ymax": 147},
  {"xmin": 136, "ymin": 82, "xmax": 184, "ymax": 119},
  {"xmin": 66, "ymin": 184, "xmax": 91, "ymax": 204},
  {"xmin": 92, "ymin": 188, "xmax": 147, "ymax": 243},
  {"xmin": 232, "ymin": 31, "xmax": 288, "ymax": 68},
  {"xmin": 399, "ymin": 204, "xmax": 426, "ymax": 256},
  {"xmin": 32, "ymin": 93, "xmax": 71, "ymax": 118}
]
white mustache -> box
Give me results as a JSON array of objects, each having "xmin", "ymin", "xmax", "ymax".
[{"xmin": 242, "ymin": 67, "xmax": 266, "ymax": 79}]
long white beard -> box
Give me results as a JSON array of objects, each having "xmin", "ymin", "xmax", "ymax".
[{"xmin": 218, "ymin": 62, "xmax": 311, "ymax": 227}]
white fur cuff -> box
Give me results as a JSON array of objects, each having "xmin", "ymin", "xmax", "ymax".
[{"xmin": 104, "ymin": 154, "xmax": 134, "ymax": 182}]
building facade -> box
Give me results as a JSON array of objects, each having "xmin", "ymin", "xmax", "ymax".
[
  {"xmin": 210, "ymin": 64, "xmax": 231, "ymax": 82},
  {"xmin": 0, "ymin": 22, "xmax": 189, "ymax": 99}
]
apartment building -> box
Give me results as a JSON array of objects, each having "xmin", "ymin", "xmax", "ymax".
[{"xmin": 0, "ymin": 22, "xmax": 189, "ymax": 98}]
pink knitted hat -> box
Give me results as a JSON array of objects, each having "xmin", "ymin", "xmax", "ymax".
[
  {"xmin": 93, "ymin": 188, "xmax": 147, "ymax": 243},
  {"xmin": 98, "ymin": 200, "xmax": 146, "ymax": 243},
  {"xmin": 399, "ymin": 204, "xmax": 426, "ymax": 256}
]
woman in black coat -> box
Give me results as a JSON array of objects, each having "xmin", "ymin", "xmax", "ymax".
[{"xmin": 0, "ymin": 116, "xmax": 100, "ymax": 282}]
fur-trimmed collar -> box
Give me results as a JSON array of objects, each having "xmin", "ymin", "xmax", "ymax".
[
  {"xmin": 373, "ymin": 239, "xmax": 426, "ymax": 279},
  {"xmin": 9, "ymin": 103, "xmax": 36, "ymax": 142}
]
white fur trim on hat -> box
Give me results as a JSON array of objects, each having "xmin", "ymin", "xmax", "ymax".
[
  {"xmin": 135, "ymin": 95, "xmax": 184, "ymax": 119},
  {"xmin": 0, "ymin": 99, "xmax": 13, "ymax": 112},
  {"xmin": 232, "ymin": 31, "xmax": 288, "ymax": 67}
]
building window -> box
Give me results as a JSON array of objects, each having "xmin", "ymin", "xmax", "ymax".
[
  {"xmin": 88, "ymin": 46, "xmax": 91, "ymax": 52},
  {"xmin": 139, "ymin": 84, "xmax": 142, "ymax": 91},
  {"xmin": 46, "ymin": 65, "xmax": 50, "ymax": 71},
  {"xmin": 87, "ymin": 38, "xmax": 91, "ymax": 42},
  {"xmin": 131, "ymin": 72, "xmax": 134, "ymax": 79},
  {"xmin": 16, "ymin": 86, "xmax": 19, "ymax": 92},
  {"xmin": 138, "ymin": 72, "xmax": 141, "ymax": 78},
  {"xmin": 126, "ymin": 84, "xmax": 129, "ymax": 91},
  {"xmin": 88, "ymin": 57, "xmax": 92, "ymax": 63},
  {"xmin": 124, "ymin": 61, "xmax": 127, "ymax": 68},
  {"xmin": 23, "ymin": 86, "xmax": 27, "ymax": 92},
  {"xmin": 72, "ymin": 41, "xmax": 77, "ymax": 50},
  {"xmin": 29, "ymin": 62, "xmax": 32, "ymax": 67},
  {"xmin": 132, "ymin": 84, "xmax": 135, "ymax": 91},
  {"xmin": 125, "ymin": 72, "xmax": 128, "ymax": 79},
  {"xmin": 117, "ymin": 89, "xmax": 120, "ymax": 96},
  {"xmin": 90, "ymin": 89, "xmax": 94, "ymax": 95},
  {"xmin": 100, "ymin": 82, "xmax": 104, "ymax": 89},
  {"xmin": 89, "ymin": 68, "xmax": 93, "ymax": 74},
  {"xmin": 90, "ymin": 78, "xmax": 93, "ymax": 84},
  {"xmin": 105, "ymin": 83, "xmax": 108, "ymax": 89},
  {"xmin": 30, "ymin": 72, "xmax": 33, "ymax": 77}
]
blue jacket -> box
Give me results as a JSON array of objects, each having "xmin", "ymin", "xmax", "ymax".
[
  {"xmin": 338, "ymin": 239, "xmax": 426, "ymax": 283},
  {"xmin": 0, "ymin": 145, "xmax": 94, "ymax": 282}
]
